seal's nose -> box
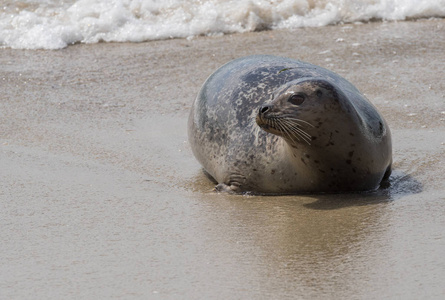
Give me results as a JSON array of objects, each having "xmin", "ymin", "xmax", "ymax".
[{"xmin": 259, "ymin": 105, "xmax": 271, "ymax": 115}]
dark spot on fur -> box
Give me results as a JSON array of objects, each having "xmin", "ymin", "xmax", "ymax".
[
  {"xmin": 253, "ymin": 169, "xmax": 257, "ymax": 171},
  {"xmin": 335, "ymin": 130, "xmax": 339, "ymax": 133},
  {"xmin": 271, "ymin": 169, "xmax": 276, "ymax": 174},
  {"xmin": 352, "ymin": 168, "xmax": 356, "ymax": 173},
  {"xmin": 314, "ymin": 160, "xmax": 320, "ymax": 164},
  {"xmin": 305, "ymin": 154, "xmax": 310, "ymax": 158},
  {"xmin": 301, "ymin": 158, "xmax": 307, "ymax": 165},
  {"xmin": 325, "ymin": 132, "xmax": 335, "ymax": 146},
  {"xmin": 346, "ymin": 159, "xmax": 352, "ymax": 165},
  {"xmin": 348, "ymin": 151, "xmax": 354, "ymax": 157},
  {"xmin": 349, "ymin": 132, "xmax": 355, "ymax": 136},
  {"xmin": 311, "ymin": 136, "xmax": 317, "ymax": 141},
  {"xmin": 318, "ymin": 169, "xmax": 326, "ymax": 173}
]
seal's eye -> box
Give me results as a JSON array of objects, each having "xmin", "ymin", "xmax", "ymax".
[{"xmin": 288, "ymin": 94, "xmax": 305, "ymax": 105}]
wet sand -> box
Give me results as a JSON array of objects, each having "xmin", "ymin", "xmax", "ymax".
[{"xmin": 1, "ymin": 19, "xmax": 445, "ymax": 299}]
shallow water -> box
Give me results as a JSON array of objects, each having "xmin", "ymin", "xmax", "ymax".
[{"xmin": 1, "ymin": 19, "xmax": 445, "ymax": 299}]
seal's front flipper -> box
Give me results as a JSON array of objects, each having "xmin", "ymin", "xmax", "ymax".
[
  {"xmin": 215, "ymin": 183, "xmax": 241, "ymax": 194},
  {"xmin": 214, "ymin": 174, "xmax": 247, "ymax": 194}
]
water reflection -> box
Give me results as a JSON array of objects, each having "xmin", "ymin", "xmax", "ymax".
[
  {"xmin": 185, "ymin": 168, "xmax": 422, "ymax": 297},
  {"xmin": 187, "ymin": 190, "xmax": 386, "ymax": 297}
]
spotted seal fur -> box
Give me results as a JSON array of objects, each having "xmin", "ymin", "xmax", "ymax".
[{"xmin": 188, "ymin": 55, "xmax": 392, "ymax": 194}]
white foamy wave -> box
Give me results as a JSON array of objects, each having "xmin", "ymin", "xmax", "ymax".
[{"xmin": 1, "ymin": 0, "xmax": 444, "ymax": 49}]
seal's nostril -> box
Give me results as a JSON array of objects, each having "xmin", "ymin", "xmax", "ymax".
[{"xmin": 260, "ymin": 105, "xmax": 270, "ymax": 114}]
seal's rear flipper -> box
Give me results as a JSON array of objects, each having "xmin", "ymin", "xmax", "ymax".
[
  {"xmin": 382, "ymin": 164, "xmax": 392, "ymax": 181},
  {"xmin": 378, "ymin": 164, "xmax": 392, "ymax": 189}
]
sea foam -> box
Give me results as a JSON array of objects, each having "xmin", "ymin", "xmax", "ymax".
[{"xmin": 1, "ymin": 0, "xmax": 444, "ymax": 49}]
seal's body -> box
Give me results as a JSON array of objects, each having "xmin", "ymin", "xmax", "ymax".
[{"xmin": 188, "ymin": 55, "xmax": 392, "ymax": 194}]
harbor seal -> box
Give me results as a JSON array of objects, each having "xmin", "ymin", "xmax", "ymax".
[{"xmin": 188, "ymin": 55, "xmax": 392, "ymax": 194}]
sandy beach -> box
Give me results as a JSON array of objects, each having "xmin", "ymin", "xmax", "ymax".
[{"xmin": 1, "ymin": 19, "xmax": 444, "ymax": 298}]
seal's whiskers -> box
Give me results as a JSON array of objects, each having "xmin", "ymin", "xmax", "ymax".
[
  {"xmin": 284, "ymin": 117, "xmax": 315, "ymax": 128},
  {"xmin": 271, "ymin": 118, "xmax": 308, "ymax": 145},
  {"xmin": 275, "ymin": 119, "xmax": 299, "ymax": 145},
  {"xmin": 279, "ymin": 119, "xmax": 312, "ymax": 145},
  {"xmin": 282, "ymin": 123, "xmax": 312, "ymax": 144},
  {"xmin": 281, "ymin": 119, "xmax": 312, "ymax": 138}
]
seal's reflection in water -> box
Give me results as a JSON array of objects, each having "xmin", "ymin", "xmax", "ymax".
[
  {"xmin": 304, "ymin": 169, "xmax": 422, "ymax": 210},
  {"xmin": 187, "ymin": 170, "xmax": 422, "ymax": 297}
]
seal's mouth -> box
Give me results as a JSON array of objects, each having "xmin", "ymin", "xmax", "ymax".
[
  {"xmin": 256, "ymin": 104, "xmax": 276, "ymax": 132},
  {"xmin": 255, "ymin": 115, "xmax": 269, "ymax": 129},
  {"xmin": 256, "ymin": 109, "xmax": 314, "ymax": 145}
]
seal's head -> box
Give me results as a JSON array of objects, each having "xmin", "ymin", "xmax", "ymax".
[{"xmin": 256, "ymin": 78, "xmax": 355, "ymax": 146}]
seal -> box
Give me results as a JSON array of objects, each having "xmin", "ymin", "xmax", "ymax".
[{"xmin": 188, "ymin": 55, "xmax": 392, "ymax": 194}]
